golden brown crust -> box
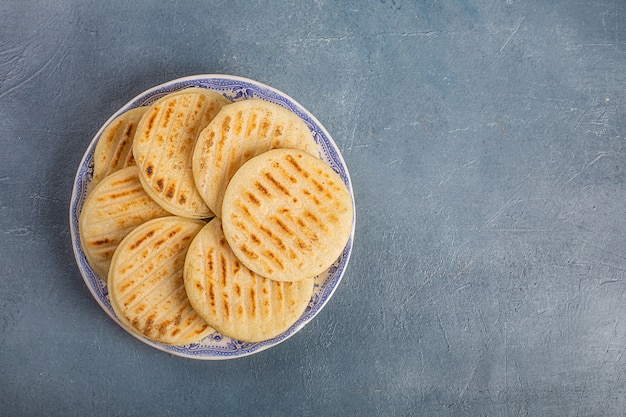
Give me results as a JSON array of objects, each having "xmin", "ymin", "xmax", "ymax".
[
  {"xmin": 184, "ymin": 218, "xmax": 314, "ymax": 342},
  {"xmin": 192, "ymin": 99, "xmax": 319, "ymax": 218},
  {"xmin": 79, "ymin": 166, "xmax": 170, "ymax": 279},
  {"xmin": 133, "ymin": 88, "xmax": 229, "ymax": 218},
  {"xmin": 92, "ymin": 106, "xmax": 147, "ymax": 185},
  {"xmin": 108, "ymin": 216, "xmax": 213, "ymax": 345},
  {"xmin": 221, "ymin": 148, "xmax": 353, "ymax": 282}
]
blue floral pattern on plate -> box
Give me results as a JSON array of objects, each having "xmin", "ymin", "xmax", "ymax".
[{"xmin": 69, "ymin": 75, "xmax": 355, "ymax": 360}]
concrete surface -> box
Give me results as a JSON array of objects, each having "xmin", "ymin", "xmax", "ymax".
[{"xmin": 2, "ymin": 1, "xmax": 626, "ymax": 415}]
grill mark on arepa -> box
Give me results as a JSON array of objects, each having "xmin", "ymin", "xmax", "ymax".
[
  {"xmin": 165, "ymin": 184, "xmax": 176, "ymax": 200},
  {"xmin": 263, "ymin": 171, "xmax": 290, "ymax": 196},
  {"xmin": 219, "ymin": 253, "xmax": 228, "ymax": 288},
  {"xmin": 210, "ymin": 115, "xmax": 232, "ymax": 210},
  {"xmin": 232, "ymin": 196, "xmax": 296, "ymax": 267},
  {"xmin": 207, "ymin": 278, "xmax": 217, "ymax": 317},
  {"xmin": 235, "ymin": 193, "xmax": 294, "ymax": 269},
  {"xmin": 210, "ymin": 241, "xmax": 238, "ymax": 324},
  {"xmin": 98, "ymin": 187, "xmax": 143, "ymax": 201},
  {"xmin": 121, "ymin": 246, "xmax": 187, "ymax": 317},
  {"xmin": 94, "ymin": 185, "xmax": 144, "ymax": 207},
  {"xmin": 249, "ymin": 273, "xmax": 258, "ymax": 319},
  {"xmin": 279, "ymin": 207, "xmax": 323, "ymax": 245},
  {"xmin": 234, "ymin": 111, "xmax": 253, "ymax": 167},
  {"xmin": 258, "ymin": 111, "xmax": 272, "ymax": 139},
  {"xmin": 89, "ymin": 194, "xmax": 165, "ymax": 227},
  {"xmin": 273, "ymin": 161, "xmax": 298, "ymax": 185},
  {"xmin": 272, "ymin": 123, "xmax": 284, "ymax": 141},
  {"xmin": 142, "ymin": 97, "xmax": 178, "ymax": 201},
  {"xmin": 270, "ymin": 158, "xmax": 311, "ymax": 205},
  {"xmin": 113, "ymin": 137, "xmax": 133, "ymax": 168},
  {"xmin": 134, "ymin": 282, "xmax": 188, "ymax": 338},
  {"xmin": 262, "ymin": 249, "xmax": 285, "ymax": 271},
  {"xmin": 285, "ymin": 154, "xmax": 309, "ymax": 178},
  {"xmin": 301, "ymin": 189, "xmax": 322, "ymax": 207},
  {"xmin": 168, "ymin": 94, "xmax": 206, "ymax": 209},
  {"xmin": 238, "ymin": 243, "xmax": 260, "ymax": 261},
  {"xmin": 180, "ymin": 315, "xmax": 210, "ymax": 338},
  {"xmin": 280, "ymin": 153, "xmax": 342, "ymax": 228},
  {"xmin": 108, "ymin": 175, "xmax": 135, "ymax": 188},
  {"xmin": 224, "ymin": 223, "xmax": 302, "ymax": 326},
  {"xmin": 130, "ymin": 229, "xmax": 155, "ymax": 250},
  {"xmin": 214, "ymin": 113, "xmax": 233, "ymax": 193},
  {"xmin": 120, "ymin": 263, "xmax": 170, "ymax": 310},
  {"xmin": 270, "ymin": 216, "xmax": 311, "ymax": 252},
  {"xmin": 275, "ymin": 281, "xmax": 285, "ymax": 312},
  {"xmin": 203, "ymin": 247, "xmax": 218, "ymax": 317},
  {"xmin": 246, "ymin": 192, "xmax": 261, "ymax": 207},
  {"xmin": 102, "ymin": 120, "xmax": 123, "ymax": 147},
  {"xmin": 272, "ymin": 213, "xmax": 313, "ymax": 254},
  {"xmin": 155, "ymin": 178, "xmax": 164, "ymax": 192},
  {"xmin": 160, "ymin": 97, "xmax": 189, "ymax": 205},
  {"xmin": 259, "ymin": 276, "xmax": 272, "ymax": 320},
  {"xmin": 302, "ymin": 210, "xmax": 329, "ymax": 233},
  {"xmin": 225, "ymin": 141, "xmax": 240, "ymax": 184},
  {"xmin": 215, "ymin": 118, "xmax": 229, "ymax": 166},
  {"xmin": 129, "ymin": 275, "xmax": 210, "ymax": 342},
  {"xmin": 161, "ymin": 99, "xmax": 176, "ymax": 128},
  {"xmin": 254, "ymin": 181, "xmax": 271, "ymax": 198},
  {"xmin": 89, "ymin": 237, "xmax": 112, "ymax": 246},
  {"xmin": 176, "ymin": 308, "xmax": 211, "ymax": 340},
  {"xmin": 91, "ymin": 177, "xmax": 156, "ymax": 216},
  {"xmin": 246, "ymin": 110, "xmax": 259, "ymax": 138},
  {"xmin": 193, "ymin": 94, "xmax": 207, "ymax": 118},
  {"xmin": 258, "ymin": 224, "xmax": 288, "ymax": 253},
  {"xmin": 144, "ymin": 107, "xmax": 159, "ymax": 137},
  {"xmin": 124, "ymin": 122, "xmax": 135, "ymax": 139},
  {"xmin": 114, "ymin": 225, "xmax": 187, "ymax": 293},
  {"xmin": 87, "ymin": 239, "xmax": 118, "ymax": 266},
  {"xmin": 107, "ymin": 123, "xmax": 135, "ymax": 173},
  {"xmin": 234, "ymin": 109, "xmax": 244, "ymax": 136},
  {"xmin": 138, "ymin": 286, "xmax": 186, "ymax": 335},
  {"xmin": 237, "ymin": 152, "xmax": 339, "ymax": 265},
  {"xmin": 141, "ymin": 104, "xmax": 166, "ymax": 184}
]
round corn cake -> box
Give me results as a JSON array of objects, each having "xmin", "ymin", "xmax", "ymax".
[
  {"xmin": 133, "ymin": 88, "xmax": 229, "ymax": 219},
  {"xmin": 92, "ymin": 106, "xmax": 147, "ymax": 185},
  {"xmin": 184, "ymin": 218, "xmax": 314, "ymax": 342},
  {"xmin": 108, "ymin": 216, "xmax": 213, "ymax": 345},
  {"xmin": 221, "ymin": 148, "xmax": 354, "ymax": 282},
  {"xmin": 192, "ymin": 99, "xmax": 319, "ymax": 219},
  {"xmin": 78, "ymin": 166, "xmax": 170, "ymax": 280}
]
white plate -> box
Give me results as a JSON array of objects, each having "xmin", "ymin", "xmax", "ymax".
[{"xmin": 69, "ymin": 75, "xmax": 355, "ymax": 359}]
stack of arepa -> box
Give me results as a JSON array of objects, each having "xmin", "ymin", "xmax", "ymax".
[{"xmin": 78, "ymin": 87, "xmax": 353, "ymax": 346}]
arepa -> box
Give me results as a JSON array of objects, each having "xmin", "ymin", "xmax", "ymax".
[
  {"xmin": 108, "ymin": 216, "xmax": 213, "ymax": 345},
  {"xmin": 79, "ymin": 166, "xmax": 170, "ymax": 280},
  {"xmin": 192, "ymin": 99, "xmax": 319, "ymax": 218},
  {"xmin": 133, "ymin": 88, "xmax": 229, "ymax": 218},
  {"xmin": 92, "ymin": 106, "xmax": 147, "ymax": 185},
  {"xmin": 184, "ymin": 218, "xmax": 314, "ymax": 342},
  {"xmin": 221, "ymin": 148, "xmax": 353, "ymax": 282}
]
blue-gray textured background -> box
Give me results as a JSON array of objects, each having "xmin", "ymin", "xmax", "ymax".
[{"xmin": 2, "ymin": 1, "xmax": 626, "ymax": 415}]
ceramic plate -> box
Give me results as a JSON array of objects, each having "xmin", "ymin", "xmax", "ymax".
[{"xmin": 69, "ymin": 75, "xmax": 355, "ymax": 359}]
